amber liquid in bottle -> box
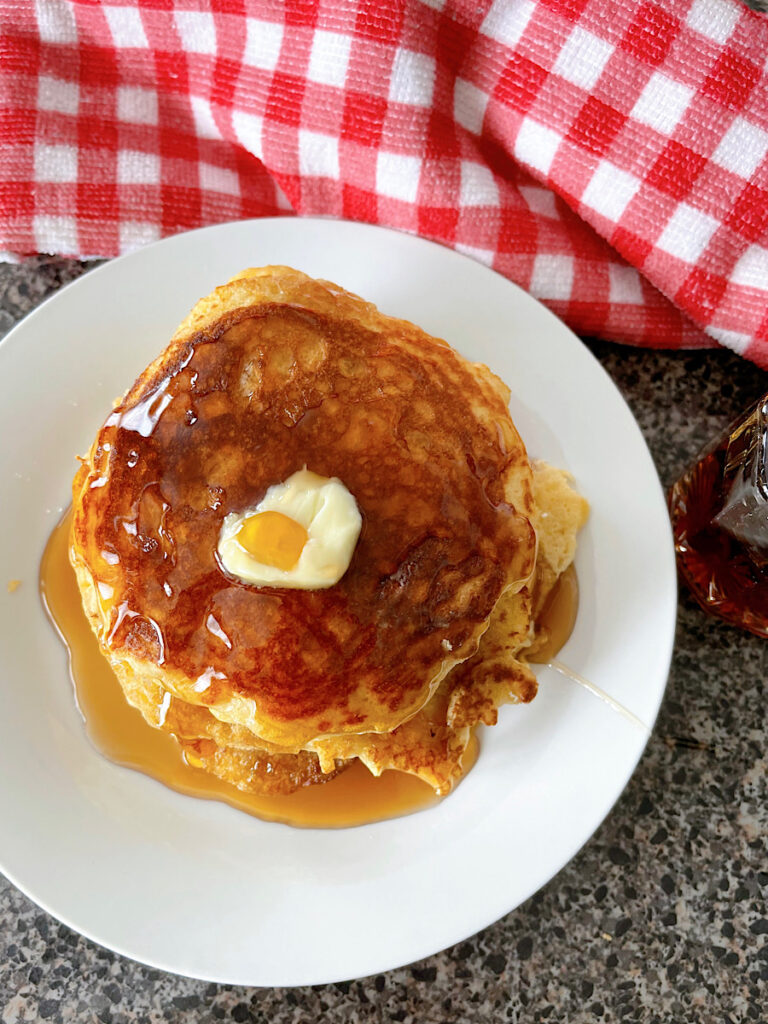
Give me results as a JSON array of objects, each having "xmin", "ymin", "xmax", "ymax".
[{"xmin": 669, "ymin": 393, "xmax": 768, "ymax": 638}]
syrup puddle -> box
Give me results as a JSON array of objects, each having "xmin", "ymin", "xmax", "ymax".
[
  {"xmin": 41, "ymin": 508, "xmax": 648, "ymax": 830},
  {"xmin": 40, "ymin": 509, "xmax": 464, "ymax": 829}
]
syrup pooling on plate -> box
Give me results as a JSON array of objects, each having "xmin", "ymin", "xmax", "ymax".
[
  {"xmin": 41, "ymin": 506, "xmax": 578, "ymax": 829},
  {"xmin": 71, "ymin": 302, "xmax": 536, "ymax": 746},
  {"xmin": 527, "ymin": 565, "xmax": 579, "ymax": 665},
  {"xmin": 40, "ymin": 510, "xmax": 464, "ymax": 828}
]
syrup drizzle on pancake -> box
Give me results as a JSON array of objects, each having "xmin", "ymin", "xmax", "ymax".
[{"xmin": 71, "ymin": 297, "xmax": 537, "ymax": 748}]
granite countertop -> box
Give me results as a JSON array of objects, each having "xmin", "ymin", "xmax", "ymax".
[{"xmin": 1, "ymin": 257, "xmax": 766, "ymax": 1024}]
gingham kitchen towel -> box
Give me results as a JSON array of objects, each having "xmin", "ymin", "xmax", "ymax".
[{"xmin": 2, "ymin": 0, "xmax": 768, "ymax": 364}]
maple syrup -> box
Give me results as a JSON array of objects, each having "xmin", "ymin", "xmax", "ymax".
[
  {"xmin": 40, "ymin": 503, "xmax": 576, "ymax": 826},
  {"xmin": 40, "ymin": 510, "xmax": 467, "ymax": 828},
  {"xmin": 527, "ymin": 565, "xmax": 579, "ymax": 664},
  {"xmin": 669, "ymin": 393, "xmax": 768, "ymax": 638}
]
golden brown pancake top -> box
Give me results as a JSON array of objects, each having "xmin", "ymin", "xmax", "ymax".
[{"xmin": 72, "ymin": 270, "xmax": 536, "ymax": 746}]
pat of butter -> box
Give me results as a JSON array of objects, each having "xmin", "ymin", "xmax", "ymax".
[{"xmin": 217, "ymin": 469, "xmax": 362, "ymax": 590}]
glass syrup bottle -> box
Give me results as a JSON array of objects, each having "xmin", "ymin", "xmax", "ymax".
[{"xmin": 668, "ymin": 392, "xmax": 768, "ymax": 638}]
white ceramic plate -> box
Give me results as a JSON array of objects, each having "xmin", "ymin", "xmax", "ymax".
[{"xmin": 0, "ymin": 219, "xmax": 676, "ymax": 986}]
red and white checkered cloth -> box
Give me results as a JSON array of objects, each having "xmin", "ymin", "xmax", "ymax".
[{"xmin": 2, "ymin": 0, "xmax": 768, "ymax": 364}]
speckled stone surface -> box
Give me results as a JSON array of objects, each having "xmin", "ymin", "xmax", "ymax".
[{"xmin": 1, "ymin": 258, "xmax": 766, "ymax": 1024}]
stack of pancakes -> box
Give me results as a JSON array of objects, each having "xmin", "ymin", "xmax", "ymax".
[{"xmin": 71, "ymin": 267, "xmax": 587, "ymax": 797}]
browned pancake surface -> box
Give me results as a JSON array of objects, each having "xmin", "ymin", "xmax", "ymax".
[{"xmin": 72, "ymin": 269, "xmax": 536, "ymax": 748}]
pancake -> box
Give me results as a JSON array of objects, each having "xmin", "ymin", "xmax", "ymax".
[
  {"xmin": 70, "ymin": 266, "xmax": 549, "ymax": 797},
  {"xmin": 445, "ymin": 460, "xmax": 589, "ymax": 734},
  {"xmin": 114, "ymin": 664, "xmax": 347, "ymax": 796},
  {"xmin": 309, "ymin": 461, "xmax": 588, "ymax": 791}
]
